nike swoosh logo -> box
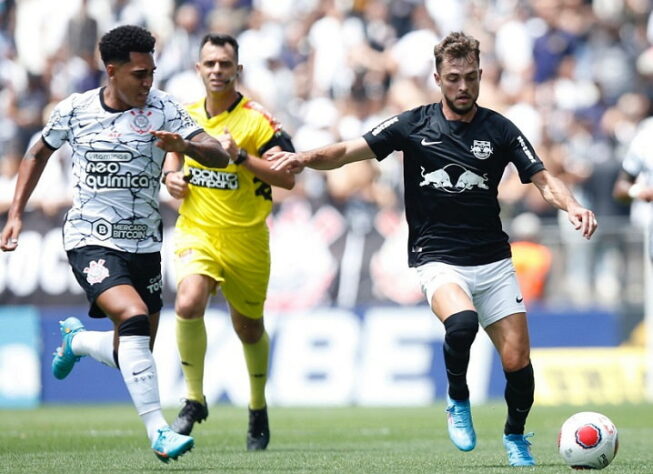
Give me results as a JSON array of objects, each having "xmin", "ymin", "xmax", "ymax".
[
  {"xmin": 132, "ymin": 365, "xmax": 152, "ymax": 376},
  {"xmin": 421, "ymin": 138, "xmax": 442, "ymax": 146},
  {"xmin": 516, "ymin": 296, "xmax": 524, "ymax": 303},
  {"xmin": 79, "ymin": 123, "xmax": 89, "ymax": 128}
]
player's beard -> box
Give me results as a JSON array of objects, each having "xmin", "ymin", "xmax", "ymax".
[{"xmin": 444, "ymin": 94, "xmax": 476, "ymax": 116}]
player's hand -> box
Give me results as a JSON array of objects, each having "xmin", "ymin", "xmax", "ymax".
[
  {"xmin": 164, "ymin": 171, "xmax": 190, "ymax": 199},
  {"xmin": 267, "ymin": 151, "xmax": 305, "ymax": 174},
  {"xmin": 0, "ymin": 217, "xmax": 22, "ymax": 252},
  {"xmin": 567, "ymin": 205, "xmax": 598, "ymax": 240},
  {"xmin": 637, "ymin": 188, "xmax": 653, "ymax": 202},
  {"xmin": 217, "ymin": 127, "xmax": 238, "ymax": 162},
  {"xmin": 150, "ymin": 130, "xmax": 187, "ymax": 152}
]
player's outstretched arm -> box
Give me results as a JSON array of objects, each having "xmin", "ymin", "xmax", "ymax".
[
  {"xmin": 268, "ymin": 137, "xmax": 376, "ymax": 173},
  {"xmin": 151, "ymin": 130, "xmax": 230, "ymax": 168},
  {"xmin": 1, "ymin": 139, "xmax": 54, "ymax": 251},
  {"xmin": 531, "ymin": 169, "xmax": 598, "ymax": 239}
]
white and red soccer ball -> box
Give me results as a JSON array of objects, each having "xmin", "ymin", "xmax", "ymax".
[{"xmin": 558, "ymin": 412, "xmax": 619, "ymax": 470}]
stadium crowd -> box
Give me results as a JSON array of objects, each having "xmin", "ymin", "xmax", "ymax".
[{"xmin": 0, "ymin": 0, "xmax": 652, "ymax": 307}]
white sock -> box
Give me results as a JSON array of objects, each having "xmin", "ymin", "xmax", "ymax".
[
  {"xmin": 118, "ymin": 335, "xmax": 168, "ymax": 442},
  {"xmin": 71, "ymin": 330, "xmax": 117, "ymax": 368}
]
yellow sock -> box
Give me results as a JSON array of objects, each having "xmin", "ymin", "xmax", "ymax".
[
  {"xmin": 176, "ymin": 316, "xmax": 207, "ymax": 402},
  {"xmin": 242, "ymin": 331, "xmax": 269, "ymax": 410}
]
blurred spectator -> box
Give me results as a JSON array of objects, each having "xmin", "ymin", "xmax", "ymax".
[
  {"xmin": 66, "ymin": 0, "xmax": 98, "ymax": 59},
  {"xmin": 510, "ymin": 212, "xmax": 552, "ymax": 304},
  {"xmin": 157, "ymin": 2, "xmax": 203, "ymax": 88},
  {"xmin": 307, "ymin": 0, "xmax": 366, "ymax": 98},
  {"xmin": 9, "ymin": 72, "xmax": 49, "ymax": 155},
  {"xmin": 530, "ymin": 0, "xmax": 581, "ymax": 84}
]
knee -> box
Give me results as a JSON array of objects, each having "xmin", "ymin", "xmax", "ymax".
[
  {"xmin": 175, "ymin": 292, "xmax": 205, "ymax": 319},
  {"xmin": 233, "ymin": 315, "xmax": 264, "ymax": 344},
  {"xmin": 444, "ymin": 310, "xmax": 479, "ymax": 349},
  {"xmin": 502, "ymin": 353, "xmax": 531, "ymax": 373}
]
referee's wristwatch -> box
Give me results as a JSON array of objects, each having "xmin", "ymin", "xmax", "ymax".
[{"xmin": 234, "ymin": 148, "xmax": 248, "ymax": 165}]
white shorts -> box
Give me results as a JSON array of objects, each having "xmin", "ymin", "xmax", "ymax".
[{"xmin": 416, "ymin": 258, "xmax": 526, "ymax": 328}]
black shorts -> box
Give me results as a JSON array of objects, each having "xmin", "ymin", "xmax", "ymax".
[{"xmin": 67, "ymin": 245, "xmax": 163, "ymax": 318}]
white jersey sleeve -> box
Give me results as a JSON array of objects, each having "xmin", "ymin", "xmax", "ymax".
[
  {"xmin": 42, "ymin": 94, "xmax": 77, "ymax": 149},
  {"xmin": 622, "ymin": 118, "xmax": 653, "ymax": 181}
]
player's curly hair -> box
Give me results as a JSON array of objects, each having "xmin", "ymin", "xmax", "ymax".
[
  {"xmin": 200, "ymin": 33, "xmax": 239, "ymax": 61},
  {"xmin": 433, "ymin": 32, "xmax": 480, "ymax": 72},
  {"xmin": 99, "ymin": 25, "xmax": 155, "ymax": 65}
]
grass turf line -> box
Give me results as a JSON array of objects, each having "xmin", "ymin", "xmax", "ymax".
[{"xmin": 1, "ymin": 403, "xmax": 651, "ymax": 473}]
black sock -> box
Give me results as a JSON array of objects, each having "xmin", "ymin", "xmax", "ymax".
[
  {"xmin": 443, "ymin": 310, "xmax": 479, "ymax": 400},
  {"xmin": 504, "ymin": 362, "xmax": 535, "ymax": 435}
]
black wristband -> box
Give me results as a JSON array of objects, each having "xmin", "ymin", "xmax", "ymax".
[
  {"xmin": 234, "ymin": 148, "xmax": 248, "ymax": 165},
  {"xmin": 161, "ymin": 170, "xmax": 174, "ymax": 184}
]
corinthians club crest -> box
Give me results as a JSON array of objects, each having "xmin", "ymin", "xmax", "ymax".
[
  {"xmin": 129, "ymin": 110, "xmax": 153, "ymax": 134},
  {"xmin": 470, "ymin": 139, "xmax": 493, "ymax": 160}
]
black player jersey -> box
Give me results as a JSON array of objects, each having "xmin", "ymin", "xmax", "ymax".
[{"xmin": 363, "ymin": 103, "xmax": 545, "ymax": 267}]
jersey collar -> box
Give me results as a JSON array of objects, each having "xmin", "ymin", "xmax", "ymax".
[
  {"xmin": 203, "ymin": 92, "xmax": 244, "ymax": 119},
  {"xmin": 99, "ymin": 86, "xmax": 142, "ymax": 113}
]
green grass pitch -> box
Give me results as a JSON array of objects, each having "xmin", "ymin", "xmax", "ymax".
[{"xmin": 1, "ymin": 403, "xmax": 651, "ymax": 473}]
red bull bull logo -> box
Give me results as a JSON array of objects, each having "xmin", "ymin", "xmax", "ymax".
[{"xmin": 419, "ymin": 165, "xmax": 489, "ymax": 192}]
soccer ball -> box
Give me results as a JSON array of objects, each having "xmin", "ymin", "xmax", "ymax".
[{"xmin": 558, "ymin": 412, "xmax": 619, "ymax": 470}]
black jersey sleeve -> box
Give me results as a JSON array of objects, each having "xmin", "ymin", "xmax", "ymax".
[
  {"xmin": 362, "ymin": 111, "xmax": 413, "ymax": 161},
  {"xmin": 503, "ymin": 119, "xmax": 545, "ymax": 183},
  {"xmin": 258, "ymin": 130, "xmax": 295, "ymax": 155}
]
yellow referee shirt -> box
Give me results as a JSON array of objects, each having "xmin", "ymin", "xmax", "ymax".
[{"xmin": 179, "ymin": 94, "xmax": 283, "ymax": 229}]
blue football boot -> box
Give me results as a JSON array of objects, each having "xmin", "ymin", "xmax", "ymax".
[
  {"xmin": 503, "ymin": 432, "xmax": 536, "ymax": 466},
  {"xmin": 51, "ymin": 317, "xmax": 86, "ymax": 379},
  {"xmin": 152, "ymin": 427, "xmax": 194, "ymax": 463},
  {"xmin": 446, "ymin": 395, "xmax": 476, "ymax": 451}
]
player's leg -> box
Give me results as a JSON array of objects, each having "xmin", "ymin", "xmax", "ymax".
[
  {"xmin": 67, "ymin": 308, "xmax": 160, "ymax": 371},
  {"xmin": 230, "ymin": 307, "xmax": 270, "ymax": 451},
  {"xmin": 171, "ymin": 224, "xmax": 224, "ymax": 434},
  {"xmin": 433, "ymin": 284, "xmax": 479, "ymax": 402},
  {"xmin": 221, "ymin": 225, "xmax": 271, "ymax": 451},
  {"xmin": 97, "ymin": 284, "xmax": 194, "ymax": 462},
  {"xmin": 418, "ymin": 262, "xmax": 478, "ymax": 452},
  {"xmin": 113, "ymin": 250, "xmax": 194, "ymax": 461},
  {"xmin": 53, "ymin": 247, "xmax": 125, "ymax": 378},
  {"xmin": 485, "ymin": 313, "xmax": 536, "ymax": 466},
  {"xmin": 171, "ymin": 273, "xmax": 214, "ymax": 435},
  {"xmin": 432, "ymin": 283, "xmax": 478, "ymax": 451},
  {"xmin": 485, "ymin": 313, "xmax": 534, "ymax": 434},
  {"xmin": 477, "ymin": 258, "xmax": 535, "ymax": 466}
]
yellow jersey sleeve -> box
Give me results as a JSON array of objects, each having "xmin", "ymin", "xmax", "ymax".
[{"xmin": 178, "ymin": 96, "xmax": 282, "ymax": 229}]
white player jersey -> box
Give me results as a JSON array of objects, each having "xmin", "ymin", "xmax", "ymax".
[
  {"xmin": 622, "ymin": 117, "xmax": 653, "ymax": 241},
  {"xmin": 42, "ymin": 87, "xmax": 202, "ymax": 253},
  {"xmin": 622, "ymin": 117, "xmax": 653, "ymax": 187}
]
